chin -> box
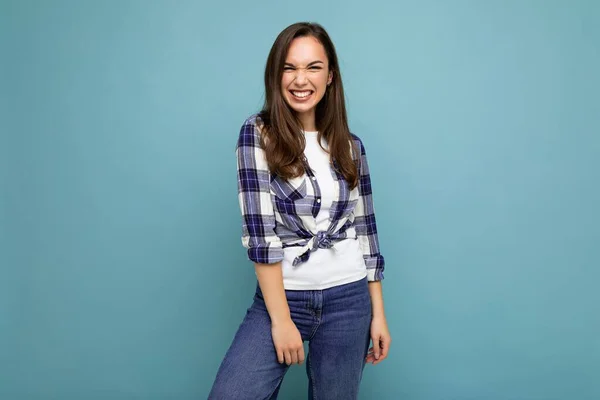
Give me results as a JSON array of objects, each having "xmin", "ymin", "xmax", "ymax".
[{"xmin": 290, "ymin": 104, "xmax": 315, "ymax": 114}]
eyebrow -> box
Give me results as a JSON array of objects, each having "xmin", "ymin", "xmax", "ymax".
[{"xmin": 284, "ymin": 61, "xmax": 325, "ymax": 67}]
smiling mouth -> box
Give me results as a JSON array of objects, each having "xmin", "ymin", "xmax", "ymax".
[{"xmin": 290, "ymin": 90, "xmax": 314, "ymax": 99}]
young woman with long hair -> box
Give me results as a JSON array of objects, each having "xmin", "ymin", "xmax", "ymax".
[{"xmin": 209, "ymin": 22, "xmax": 391, "ymax": 399}]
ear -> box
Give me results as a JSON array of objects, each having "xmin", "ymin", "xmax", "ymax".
[{"xmin": 327, "ymin": 71, "xmax": 333, "ymax": 86}]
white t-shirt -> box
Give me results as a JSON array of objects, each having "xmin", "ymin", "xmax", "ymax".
[{"xmin": 281, "ymin": 131, "xmax": 367, "ymax": 290}]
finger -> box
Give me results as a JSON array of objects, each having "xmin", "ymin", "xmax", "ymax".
[
  {"xmin": 284, "ymin": 351, "xmax": 293, "ymax": 365},
  {"xmin": 298, "ymin": 348, "xmax": 305, "ymax": 365},
  {"xmin": 365, "ymin": 347, "xmax": 374, "ymax": 363},
  {"xmin": 277, "ymin": 349, "xmax": 284, "ymax": 364},
  {"xmin": 291, "ymin": 350, "xmax": 298, "ymax": 365},
  {"xmin": 373, "ymin": 350, "xmax": 386, "ymax": 364},
  {"xmin": 373, "ymin": 339, "xmax": 388, "ymax": 365},
  {"xmin": 372, "ymin": 337, "xmax": 381, "ymax": 360},
  {"xmin": 366, "ymin": 347, "xmax": 375, "ymax": 362},
  {"xmin": 380, "ymin": 337, "xmax": 390, "ymax": 359},
  {"xmin": 373, "ymin": 355, "xmax": 387, "ymax": 365}
]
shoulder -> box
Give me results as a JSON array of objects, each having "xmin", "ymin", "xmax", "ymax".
[
  {"xmin": 240, "ymin": 113, "xmax": 264, "ymax": 134},
  {"xmin": 349, "ymin": 132, "xmax": 367, "ymax": 157},
  {"xmin": 241, "ymin": 113, "xmax": 263, "ymax": 129},
  {"xmin": 237, "ymin": 113, "xmax": 265, "ymax": 148}
]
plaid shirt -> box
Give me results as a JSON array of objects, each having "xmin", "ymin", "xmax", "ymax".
[{"xmin": 236, "ymin": 115, "xmax": 385, "ymax": 281}]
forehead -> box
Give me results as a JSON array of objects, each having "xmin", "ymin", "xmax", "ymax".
[{"xmin": 285, "ymin": 36, "xmax": 328, "ymax": 64}]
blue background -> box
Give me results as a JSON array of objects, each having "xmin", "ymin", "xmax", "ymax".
[{"xmin": 2, "ymin": 0, "xmax": 599, "ymax": 399}]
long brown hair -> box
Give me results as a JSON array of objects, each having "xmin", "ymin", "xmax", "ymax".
[{"xmin": 258, "ymin": 22, "xmax": 359, "ymax": 189}]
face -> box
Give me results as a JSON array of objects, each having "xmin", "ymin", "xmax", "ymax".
[{"xmin": 281, "ymin": 36, "xmax": 333, "ymax": 124}]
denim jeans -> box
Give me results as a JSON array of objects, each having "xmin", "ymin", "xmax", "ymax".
[{"xmin": 208, "ymin": 277, "xmax": 372, "ymax": 399}]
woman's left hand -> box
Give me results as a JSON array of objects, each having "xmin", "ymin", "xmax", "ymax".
[{"xmin": 366, "ymin": 316, "xmax": 391, "ymax": 365}]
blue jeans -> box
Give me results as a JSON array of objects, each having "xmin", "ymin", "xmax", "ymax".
[{"xmin": 208, "ymin": 277, "xmax": 372, "ymax": 399}]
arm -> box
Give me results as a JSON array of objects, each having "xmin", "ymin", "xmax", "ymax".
[
  {"xmin": 368, "ymin": 281, "xmax": 386, "ymax": 320},
  {"xmin": 237, "ymin": 118, "xmax": 304, "ymax": 365},
  {"xmin": 353, "ymin": 136, "xmax": 385, "ymax": 282},
  {"xmin": 254, "ymin": 262, "xmax": 290, "ymax": 324},
  {"xmin": 352, "ymin": 136, "xmax": 391, "ymax": 364},
  {"xmin": 254, "ymin": 261, "xmax": 304, "ymax": 365},
  {"xmin": 237, "ymin": 119, "xmax": 283, "ymax": 264},
  {"xmin": 366, "ymin": 281, "xmax": 391, "ymax": 364}
]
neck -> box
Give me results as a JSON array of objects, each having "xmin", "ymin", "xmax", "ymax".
[{"xmin": 297, "ymin": 110, "xmax": 317, "ymax": 132}]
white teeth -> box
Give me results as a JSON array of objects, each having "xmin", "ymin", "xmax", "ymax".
[{"xmin": 292, "ymin": 91, "xmax": 312, "ymax": 98}]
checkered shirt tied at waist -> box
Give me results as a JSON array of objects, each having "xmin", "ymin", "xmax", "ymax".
[{"xmin": 236, "ymin": 114, "xmax": 385, "ymax": 282}]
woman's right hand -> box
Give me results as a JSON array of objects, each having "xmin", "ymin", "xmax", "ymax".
[
  {"xmin": 253, "ymin": 262, "xmax": 303, "ymax": 365},
  {"xmin": 271, "ymin": 318, "xmax": 305, "ymax": 365}
]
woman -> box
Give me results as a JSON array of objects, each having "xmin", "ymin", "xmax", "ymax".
[{"xmin": 209, "ymin": 22, "xmax": 391, "ymax": 399}]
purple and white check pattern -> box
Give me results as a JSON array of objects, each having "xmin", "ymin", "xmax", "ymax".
[{"xmin": 236, "ymin": 115, "xmax": 385, "ymax": 281}]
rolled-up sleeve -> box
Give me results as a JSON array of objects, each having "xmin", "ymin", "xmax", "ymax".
[
  {"xmin": 352, "ymin": 135, "xmax": 385, "ymax": 281},
  {"xmin": 236, "ymin": 119, "xmax": 284, "ymax": 264}
]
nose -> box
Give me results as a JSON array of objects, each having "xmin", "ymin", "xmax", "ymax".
[{"xmin": 294, "ymin": 69, "xmax": 308, "ymax": 85}]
